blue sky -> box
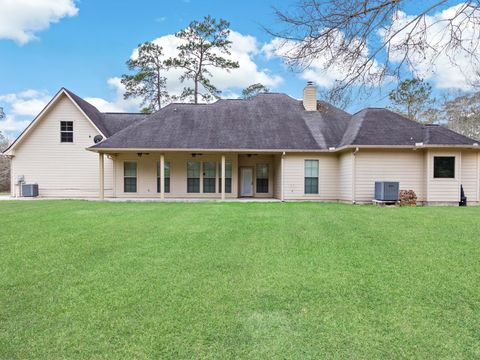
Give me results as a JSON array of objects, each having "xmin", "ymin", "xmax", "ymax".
[{"xmin": 0, "ymin": 0, "xmax": 474, "ymax": 139}]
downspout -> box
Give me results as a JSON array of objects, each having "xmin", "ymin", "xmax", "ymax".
[{"xmin": 352, "ymin": 147, "xmax": 359, "ymax": 204}]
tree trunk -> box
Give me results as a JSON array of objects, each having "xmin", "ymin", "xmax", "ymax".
[
  {"xmin": 194, "ymin": 75, "xmax": 198, "ymax": 104},
  {"xmin": 156, "ymin": 66, "xmax": 162, "ymax": 110}
]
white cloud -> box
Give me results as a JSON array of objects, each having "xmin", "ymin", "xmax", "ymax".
[
  {"xmin": 0, "ymin": 89, "xmax": 51, "ymax": 139},
  {"xmin": 262, "ymin": 35, "xmax": 386, "ymax": 88},
  {"xmin": 0, "ymin": 0, "xmax": 78, "ymax": 44},
  {"xmin": 0, "ymin": 115, "xmax": 30, "ymax": 135},
  {"xmin": 0, "ymin": 89, "xmax": 50, "ymax": 116},
  {"xmin": 127, "ymin": 30, "xmax": 283, "ymax": 100},
  {"xmin": 85, "ymin": 78, "xmax": 142, "ymax": 112},
  {"xmin": 382, "ymin": 4, "xmax": 480, "ymax": 90}
]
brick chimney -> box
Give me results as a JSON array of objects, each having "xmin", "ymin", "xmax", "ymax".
[{"xmin": 303, "ymin": 81, "xmax": 317, "ymax": 111}]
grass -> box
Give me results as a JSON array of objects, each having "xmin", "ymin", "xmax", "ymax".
[{"xmin": 1, "ymin": 201, "xmax": 479, "ymax": 359}]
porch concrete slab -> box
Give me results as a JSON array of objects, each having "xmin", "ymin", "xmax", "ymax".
[{"xmin": 0, "ymin": 196, "xmax": 281, "ymax": 202}]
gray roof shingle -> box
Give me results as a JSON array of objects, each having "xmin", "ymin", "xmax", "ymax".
[
  {"xmin": 64, "ymin": 90, "xmax": 477, "ymax": 151},
  {"xmin": 340, "ymin": 108, "xmax": 476, "ymax": 146},
  {"xmin": 64, "ymin": 89, "xmax": 144, "ymax": 137},
  {"xmin": 92, "ymin": 94, "xmax": 354, "ymax": 150}
]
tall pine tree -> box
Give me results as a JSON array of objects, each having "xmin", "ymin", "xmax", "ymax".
[
  {"xmin": 121, "ymin": 42, "xmax": 170, "ymax": 113},
  {"xmin": 167, "ymin": 16, "xmax": 239, "ymax": 104}
]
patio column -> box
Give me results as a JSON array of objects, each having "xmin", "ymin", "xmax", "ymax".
[
  {"xmin": 281, "ymin": 152, "xmax": 285, "ymax": 202},
  {"xmin": 99, "ymin": 153, "xmax": 104, "ymax": 200},
  {"xmin": 160, "ymin": 153, "xmax": 165, "ymax": 200},
  {"xmin": 221, "ymin": 155, "xmax": 226, "ymax": 200}
]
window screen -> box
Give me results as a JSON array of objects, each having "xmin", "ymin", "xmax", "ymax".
[
  {"xmin": 124, "ymin": 161, "xmax": 137, "ymax": 193},
  {"xmin": 60, "ymin": 121, "xmax": 73, "ymax": 143},
  {"xmin": 304, "ymin": 160, "xmax": 319, "ymax": 194},
  {"xmin": 256, "ymin": 164, "xmax": 269, "ymax": 193},
  {"xmin": 434, "ymin": 157, "xmax": 455, "ymax": 178},
  {"xmin": 187, "ymin": 161, "xmax": 200, "ymax": 193}
]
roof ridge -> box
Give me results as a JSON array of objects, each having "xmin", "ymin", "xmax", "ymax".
[{"xmin": 338, "ymin": 110, "xmax": 365, "ymax": 146}]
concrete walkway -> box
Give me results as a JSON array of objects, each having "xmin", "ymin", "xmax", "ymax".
[{"xmin": 0, "ymin": 196, "xmax": 281, "ymax": 203}]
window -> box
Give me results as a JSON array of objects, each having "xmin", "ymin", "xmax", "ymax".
[
  {"xmin": 256, "ymin": 164, "xmax": 269, "ymax": 193},
  {"xmin": 60, "ymin": 121, "xmax": 73, "ymax": 143},
  {"xmin": 434, "ymin": 156, "xmax": 455, "ymax": 178},
  {"xmin": 187, "ymin": 161, "xmax": 200, "ymax": 193},
  {"xmin": 304, "ymin": 160, "xmax": 319, "ymax": 194},
  {"xmin": 124, "ymin": 161, "xmax": 137, "ymax": 193},
  {"xmin": 157, "ymin": 161, "xmax": 171, "ymax": 193},
  {"xmin": 218, "ymin": 161, "xmax": 232, "ymax": 193},
  {"xmin": 203, "ymin": 162, "xmax": 216, "ymax": 193}
]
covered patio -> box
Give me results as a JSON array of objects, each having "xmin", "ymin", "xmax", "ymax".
[{"xmin": 97, "ymin": 151, "xmax": 285, "ymax": 201}]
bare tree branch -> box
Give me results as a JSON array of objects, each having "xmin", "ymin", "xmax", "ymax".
[{"xmin": 266, "ymin": 0, "xmax": 480, "ymax": 97}]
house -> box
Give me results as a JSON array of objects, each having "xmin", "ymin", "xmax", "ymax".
[{"xmin": 3, "ymin": 83, "xmax": 480, "ymax": 204}]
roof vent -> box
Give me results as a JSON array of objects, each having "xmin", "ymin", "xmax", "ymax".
[{"xmin": 303, "ymin": 81, "xmax": 317, "ymax": 111}]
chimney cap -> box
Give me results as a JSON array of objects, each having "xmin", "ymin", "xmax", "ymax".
[{"xmin": 306, "ymin": 81, "xmax": 314, "ymax": 86}]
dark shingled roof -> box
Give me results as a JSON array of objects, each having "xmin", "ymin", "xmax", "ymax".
[
  {"xmin": 340, "ymin": 108, "xmax": 477, "ymax": 146},
  {"xmin": 92, "ymin": 94, "xmax": 354, "ymax": 150},
  {"xmin": 63, "ymin": 91, "xmax": 476, "ymax": 150},
  {"xmin": 64, "ymin": 89, "xmax": 144, "ymax": 137},
  {"xmin": 101, "ymin": 113, "xmax": 147, "ymax": 136}
]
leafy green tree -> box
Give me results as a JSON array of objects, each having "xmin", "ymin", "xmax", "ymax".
[
  {"xmin": 388, "ymin": 78, "xmax": 438, "ymax": 123},
  {"xmin": 0, "ymin": 130, "xmax": 10, "ymax": 192},
  {"xmin": 442, "ymin": 92, "xmax": 480, "ymax": 140},
  {"xmin": 242, "ymin": 83, "xmax": 269, "ymax": 99},
  {"xmin": 121, "ymin": 42, "xmax": 170, "ymax": 113},
  {"xmin": 167, "ymin": 16, "xmax": 239, "ymax": 104}
]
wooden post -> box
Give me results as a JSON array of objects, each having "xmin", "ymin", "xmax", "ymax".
[
  {"xmin": 160, "ymin": 154, "xmax": 165, "ymax": 200},
  {"xmin": 221, "ymin": 155, "xmax": 226, "ymax": 200},
  {"xmin": 281, "ymin": 152, "xmax": 285, "ymax": 201},
  {"xmin": 99, "ymin": 153, "xmax": 104, "ymax": 200}
]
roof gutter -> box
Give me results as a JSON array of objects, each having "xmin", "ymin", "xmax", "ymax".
[{"xmin": 86, "ymin": 143, "xmax": 480, "ymax": 154}]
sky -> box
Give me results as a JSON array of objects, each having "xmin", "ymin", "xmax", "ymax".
[{"xmin": 0, "ymin": 0, "xmax": 476, "ymax": 139}]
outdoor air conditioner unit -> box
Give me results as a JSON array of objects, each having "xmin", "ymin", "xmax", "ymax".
[
  {"xmin": 375, "ymin": 181, "xmax": 399, "ymax": 201},
  {"xmin": 21, "ymin": 184, "xmax": 39, "ymax": 197}
]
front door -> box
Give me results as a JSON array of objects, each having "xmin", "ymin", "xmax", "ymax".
[{"xmin": 240, "ymin": 167, "xmax": 254, "ymax": 197}]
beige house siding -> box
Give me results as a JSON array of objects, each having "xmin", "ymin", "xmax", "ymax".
[
  {"xmin": 460, "ymin": 151, "xmax": 478, "ymax": 203},
  {"xmin": 283, "ymin": 153, "xmax": 338, "ymax": 200},
  {"xmin": 425, "ymin": 149, "xmax": 477, "ymax": 204},
  {"xmin": 353, "ymin": 149, "xmax": 425, "ymax": 203},
  {"xmin": 338, "ymin": 151, "xmax": 353, "ymax": 202},
  {"xmin": 7, "ymin": 93, "xmax": 480, "ymax": 203},
  {"xmin": 113, "ymin": 152, "xmax": 239, "ymax": 199},
  {"xmin": 10, "ymin": 94, "xmax": 113, "ymax": 198}
]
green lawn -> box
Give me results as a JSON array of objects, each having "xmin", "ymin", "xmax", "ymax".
[{"xmin": 1, "ymin": 201, "xmax": 479, "ymax": 359}]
